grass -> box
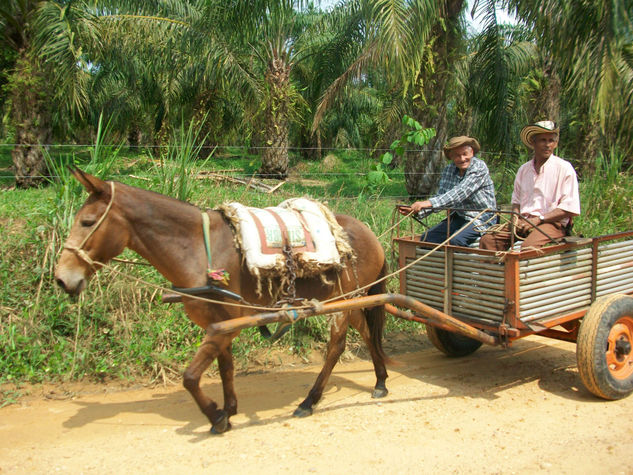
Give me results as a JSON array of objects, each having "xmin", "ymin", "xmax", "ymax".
[{"xmin": 1, "ymin": 141, "xmax": 632, "ymax": 402}]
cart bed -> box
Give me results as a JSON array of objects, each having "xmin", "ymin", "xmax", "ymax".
[{"xmin": 397, "ymin": 232, "xmax": 633, "ymax": 340}]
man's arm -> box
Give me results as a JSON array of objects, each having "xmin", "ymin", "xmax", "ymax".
[
  {"xmin": 404, "ymin": 165, "xmax": 451, "ymax": 213},
  {"xmin": 429, "ymin": 166, "xmax": 488, "ymax": 209}
]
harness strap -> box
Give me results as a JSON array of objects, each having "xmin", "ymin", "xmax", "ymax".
[
  {"xmin": 63, "ymin": 181, "xmax": 116, "ymax": 267},
  {"xmin": 201, "ymin": 211, "xmax": 213, "ymax": 274},
  {"xmin": 79, "ymin": 181, "xmax": 116, "ymax": 250}
]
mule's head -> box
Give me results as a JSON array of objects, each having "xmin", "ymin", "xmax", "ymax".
[{"xmin": 54, "ymin": 168, "xmax": 129, "ymax": 296}]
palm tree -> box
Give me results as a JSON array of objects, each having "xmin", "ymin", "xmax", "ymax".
[
  {"xmin": 502, "ymin": 0, "xmax": 633, "ymax": 167},
  {"xmin": 293, "ymin": 1, "xmax": 377, "ymax": 157},
  {"xmin": 404, "ymin": 0, "xmax": 465, "ymax": 198},
  {"xmin": 1, "ymin": 0, "xmax": 52, "ymax": 187},
  {"xmin": 94, "ymin": 1, "xmax": 327, "ymax": 177},
  {"xmin": 0, "ymin": 0, "xmax": 99, "ymax": 187},
  {"xmin": 314, "ymin": 0, "xmax": 465, "ymax": 197},
  {"xmin": 204, "ymin": 0, "xmax": 320, "ymax": 178},
  {"xmin": 87, "ymin": 6, "xmax": 193, "ymax": 146},
  {"xmin": 466, "ymin": 3, "xmax": 536, "ymax": 154}
]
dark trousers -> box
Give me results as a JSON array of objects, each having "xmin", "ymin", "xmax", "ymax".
[{"xmin": 421, "ymin": 214, "xmax": 481, "ymax": 247}]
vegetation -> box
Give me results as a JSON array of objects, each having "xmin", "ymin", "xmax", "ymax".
[
  {"xmin": 1, "ymin": 1, "xmax": 631, "ymax": 188},
  {"xmin": 1, "ymin": 0, "xmax": 632, "ymax": 401}
]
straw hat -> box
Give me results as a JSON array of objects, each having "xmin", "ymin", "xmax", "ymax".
[
  {"xmin": 520, "ymin": 120, "xmax": 559, "ymax": 148},
  {"xmin": 443, "ymin": 136, "xmax": 481, "ymax": 158}
]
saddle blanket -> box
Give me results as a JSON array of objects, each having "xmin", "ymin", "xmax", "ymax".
[{"xmin": 221, "ymin": 198, "xmax": 348, "ymax": 276}]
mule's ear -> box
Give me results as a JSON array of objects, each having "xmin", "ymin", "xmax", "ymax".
[{"xmin": 68, "ymin": 166, "xmax": 109, "ymax": 195}]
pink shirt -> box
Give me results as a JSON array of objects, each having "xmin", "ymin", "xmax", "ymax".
[{"xmin": 512, "ymin": 154, "xmax": 580, "ymax": 224}]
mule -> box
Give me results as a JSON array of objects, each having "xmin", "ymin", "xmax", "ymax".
[{"xmin": 54, "ymin": 168, "xmax": 389, "ymax": 433}]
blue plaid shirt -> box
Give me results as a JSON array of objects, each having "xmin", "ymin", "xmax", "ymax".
[{"xmin": 427, "ymin": 156, "xmax": 497, "ymax": 229}]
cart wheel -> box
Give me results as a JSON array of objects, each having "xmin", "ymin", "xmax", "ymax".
[
  {"xmin": 425, "ymin": 325, "xmax": 483, "ymax": 357},
  {"xmin": 577, "ymin": 294, "xmax": 633, "ymax": 400}
]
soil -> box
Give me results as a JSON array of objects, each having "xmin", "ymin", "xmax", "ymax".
[{"xmin": 1, "ymin": 334, "xmax": 632, "ymax": 475}]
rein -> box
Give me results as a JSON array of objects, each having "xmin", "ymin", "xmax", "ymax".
[
  {"xmin": 63, "ymin": 181, "xmax": 116, "ymax": 267},
  {"xmin": 62, "ymin": 185, "xmax": 488, "ymax": 313}
]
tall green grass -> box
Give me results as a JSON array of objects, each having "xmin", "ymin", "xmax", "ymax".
[
  {"xmin": 152, "ymin": 116, "xmax": 212, "ymax": 201},
  {"xmin": 576, "ymin": 149, "xmax": 632, "ymax": 236}
]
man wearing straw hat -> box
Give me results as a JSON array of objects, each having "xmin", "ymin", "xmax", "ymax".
[
  {"xmin": 398, "ymin": 135, "xmax": 497, "ymax": 247},
  {"xmin": 479, "ymin": 120, "xmax": 580, "ymax": 251}
]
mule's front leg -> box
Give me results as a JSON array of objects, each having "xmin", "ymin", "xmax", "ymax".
[
  {"xmin": 218, "ymin": 347, "xmax": 238, "ymax": 417},
  {"xmin": 183, "ymin": 334, "xmax": 233, "ymax": 434},
  {"xmin": 294, "ymin": 314, "xmax": 349, "ymax": 418}
]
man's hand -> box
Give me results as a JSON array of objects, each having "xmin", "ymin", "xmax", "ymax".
[
  {"xmin": 411, "ymin": 200, "xmax": 432, "ymax": 213},
  {"xmin": 516, "ymin": 216, "xmax": 541, "ymax": 234},
  {"xmin": 397, "ymin": 205, "xmax": 413, "ymax": 216}
]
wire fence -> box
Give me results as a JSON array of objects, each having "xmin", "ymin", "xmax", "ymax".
[
  {"xmin": 0, "ymin": 142, "xmax": 524, "ymax": 157},
  {"xmin": 0, "ymin": 143, "xmax": 521, "ymax": 200}
]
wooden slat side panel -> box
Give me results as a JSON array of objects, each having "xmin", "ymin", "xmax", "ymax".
[
  {"xmin": 596, "ymin": 239, "xmax": 633, "ymax": 296},
  {"xmin": 519, "ymin": 247, "xmax": 593, "ymax": 323}
]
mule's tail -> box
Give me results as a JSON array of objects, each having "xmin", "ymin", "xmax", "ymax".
[{"xmin": 363, "ymin": 260, "xmax": 392, "ymax": 365}]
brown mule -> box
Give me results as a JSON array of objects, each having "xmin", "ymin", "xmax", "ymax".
[{"xmin": 54, "ymin": 168, "xmax": 389, "ymax": 433}]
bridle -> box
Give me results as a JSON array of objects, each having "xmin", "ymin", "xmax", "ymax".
[{"xmin": 63, "ymin": 181, "xmax": 116, "ymax": 268}]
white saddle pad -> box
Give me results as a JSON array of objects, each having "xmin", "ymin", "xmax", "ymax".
[{"xmin": 223, "ymin": 198, "xmax": 344, "ymax": 276}]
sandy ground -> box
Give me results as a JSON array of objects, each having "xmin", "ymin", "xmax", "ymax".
[{"xmin": 1, "ymin": 335, "xmax": 632, "ymax": 475}]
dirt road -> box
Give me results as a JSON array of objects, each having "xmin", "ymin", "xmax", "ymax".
[{"xmin": 1, "ymin": 336, "xmax": 632, "ymax": 474}]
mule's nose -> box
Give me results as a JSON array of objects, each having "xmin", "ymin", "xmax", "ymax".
[
  {"xmin": 54, "ymin": 269, "xmax": 86, "ymax": 296},
  {"xmin": 55, "ymin": 277, "xmax": 68, "ymax": 292}
]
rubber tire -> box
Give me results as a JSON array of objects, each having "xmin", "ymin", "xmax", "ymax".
[
  {"xmin": 577, "ymin": 294, "xmax": 633, "ymax": 400},
  {"xmin": 425, "ymin": 324, "xmax": 483, "ymax": 357}
]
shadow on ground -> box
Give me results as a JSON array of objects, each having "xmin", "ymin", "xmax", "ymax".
[{"xmin": 61, "ymin": 336, "xmax": 596, "ymax": 439}]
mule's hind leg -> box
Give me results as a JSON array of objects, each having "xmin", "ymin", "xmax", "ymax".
[
  {"xmin": 349, "ymin": 308, "xmax": 388, "ymax": 398},
  {"xmin": 294, "ymin": 313, "xmax": 349, "ymax": 418},
  {"xmin": 183, "ymin": 333, "xmax": 234, "ymax": 434}
]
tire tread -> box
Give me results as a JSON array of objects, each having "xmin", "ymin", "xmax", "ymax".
[{"xmin": 577, "ymin": 294, "xmax": 633, "ymax": 400}]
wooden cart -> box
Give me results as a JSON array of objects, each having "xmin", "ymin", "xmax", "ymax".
[{"xmin": 394, "ymin": 230, "xmax": 633, "ymax": 400}]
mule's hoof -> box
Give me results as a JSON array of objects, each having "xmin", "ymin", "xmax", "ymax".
[
  {"xmin": 210, "ymin": 410, "xmax": 231, "ymax": 434},
  {"xmin": 371, "ymin": 387, "xmax": 388, "ymax": 399},
  {"xmin": 293, "ymin": 406, "xmax": 313, "ymax": 418}
]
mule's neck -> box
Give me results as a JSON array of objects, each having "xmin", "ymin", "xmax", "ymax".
[{"xmin": 118, "ymin": 185, "xmax": 208, "ymax": 288}]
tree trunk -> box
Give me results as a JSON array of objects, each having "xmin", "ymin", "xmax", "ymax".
[
  {"xmin": 298, "ymin": 128, "xmax": 321, "ymax": 161},
  {"xmin": 405, "ymin": 114, "xmax": 448, "ymax": 199},
  {"xmin": 10, "ymin": 52, "xmax": 52, "ymax": 188},
  {"xmin": 405, "ymin": 0, "xmax": 465, "ymax": 198},
  {"xmin": 259, "ymin": 57, "xmax": 291, "ymax": 179},
  {"xmin": 575, "ymin": 123, "xmax": 601, "ymax": 177},
  {"xmin": 527, "ymin": 58, "xmax": 560, "ymax": 123},
  {"xmin": 127, "ymin": 123, "xmax": 142, "ymax": 149}
]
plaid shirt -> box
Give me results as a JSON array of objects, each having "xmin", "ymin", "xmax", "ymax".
[{"xmin": 427, "ymin": 156, "xmax": 497, "ymax": 229}]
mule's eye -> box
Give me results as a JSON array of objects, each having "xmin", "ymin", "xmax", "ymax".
[{"xmin": 80, "ymin": 218, "xmax": 96, "ymax": 227}]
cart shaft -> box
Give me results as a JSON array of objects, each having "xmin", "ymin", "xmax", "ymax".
[{"xmin": 206, "ymin": 293, "xmax": 498, "ymax": 346}]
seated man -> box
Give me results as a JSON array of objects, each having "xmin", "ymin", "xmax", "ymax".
[
  {"xmin": 479, "ymin": 120, "xmax": 580, "ymax": 251},
  {"xmin": 399, "ymin": 135, "xmax": 497, "ymax": 247}
]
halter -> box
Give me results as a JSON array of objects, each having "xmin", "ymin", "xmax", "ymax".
[{"xmin": 63, "ymin": 181, "xmax": 116, "ymax": 268}]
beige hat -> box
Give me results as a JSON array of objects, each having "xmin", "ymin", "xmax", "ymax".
[
  {"xmin": 520, "ymin": 120, "xmax": 559, "ymax": 148},
  {"xmin": 443, "ymin": 136, "xmax": 481, "ymax": 158}
]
